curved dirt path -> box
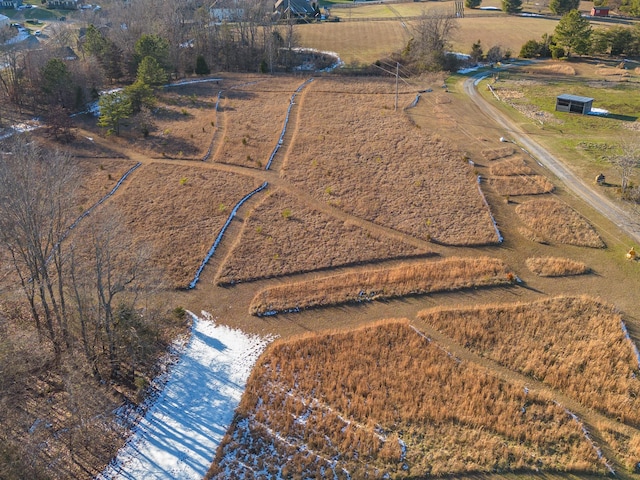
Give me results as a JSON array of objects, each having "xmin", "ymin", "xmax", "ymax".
[{"xmin": 463, "ymin": 73, "xmax": 640, "ymax": 245}]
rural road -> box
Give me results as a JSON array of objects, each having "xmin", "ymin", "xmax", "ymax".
[{"xmin": 463, "ymin": 72, "xmax": 640, "ymax": 246}]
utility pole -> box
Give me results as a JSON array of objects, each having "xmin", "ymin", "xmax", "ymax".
[{"xmin": 395, "ymin": 62, "xmax": 399, "ymax": 111}]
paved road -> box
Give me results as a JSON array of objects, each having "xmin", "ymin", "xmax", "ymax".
[{"xmin": 463, "ymin": 72, "xmax": 640, "ymax": 246}]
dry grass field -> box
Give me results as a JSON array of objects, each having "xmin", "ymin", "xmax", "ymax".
[
  {"xmin": 420, "ymin": 297, "xmax": 640, "ymax": 426},
  {"xmin": 295, "ymin": 12, "xmax": 558, "ymax": 65},
  {"xmin": 515, "ymin": 198, "xmax": 605, "ymax": 248},
  {"xmin": 282, "ymin": 78, "xmax": 500, "ymax": 246},
  {"xmin": 216, "ymin": 189, "xmax": 429, "ymax": 284},
  {"xmin": 108, "ymin": 163, "xmax": 262, "ymax": 288},
  {"xmin": 207, "ymin": 321, "xmax": 605, "ymax": 479},
  {"xmin": 489, "ymin": 174, "xmax": 555, "ymax": 196},
  {"xmin": 526, "ymin": 257, "xmax": 590, "ymax": 277},
  {"xmin": 74, "ymin": 158, "xmax": 138, "ymax": 212},
  {"xmin": 489, "ymin": 156, "xmax": 534, "ymax": 176},
  {"xmin": 249, "ymin": 257, "xmax": 512, "ymax": 315},
  {"xmin": 214, "ymin": 77, "xmax": 309, "ymax": 168},
  {"xmin": 490, "ymin": 175, "xmax": 554, "ymax": 198}
]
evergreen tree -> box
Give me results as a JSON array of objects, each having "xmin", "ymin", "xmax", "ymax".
[
  {"xmin": 470, "ymin": 40, "xmax": 483, "ymax": 62},
  {"xmin": 554, "ymin": 10, "xmax": 592, "ymax": 56},
  {"xmin": 195, "ymin": 55, "xmax": 211, "ymax": 75},
  {"xmin": 465, "ymin": 0, "xmax": 482, "ymax": 8},
  {"xmin": 502, "ymin": 0, "xmax": 522, "ymax": 13},
  {"xmin": 136, "ymin": 56, "xmax": 168, "ymax": 86},
  {"xmin": 549, "ymin": 0, "xmax": 580, "ymax": 15},
  {"xmin": 97, "ymin": 92, "xmax": 132, "ymax": 136}
]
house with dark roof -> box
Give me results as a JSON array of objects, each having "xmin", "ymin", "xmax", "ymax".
[{"xmin": 274, "ymin": 0, "xmax": 317, "ymax": 19}]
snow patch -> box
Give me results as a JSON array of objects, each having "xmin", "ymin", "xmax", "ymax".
[{"xmin": 99, "ymin": 312, "xmax": 274, "ymax": 480}]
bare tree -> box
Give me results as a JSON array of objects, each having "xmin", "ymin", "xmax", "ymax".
[
  {"xmin": 407, "ymin": 9, "xmax": 459, "ymax": 72},
  {"xmin": 612, "ymin": 139, "xmax": 640, "ymax": 194},
  {"xmin": 0, "ymin": 136, "xmax": 77, "ymax": 358},
  {"xmin": 68, "ymin": 210, "xmax": 154, "ymax": 380}
]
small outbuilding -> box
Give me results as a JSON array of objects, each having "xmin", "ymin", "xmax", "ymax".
[
  {"xmin": 555, "ymin": 94, "xmax": 593, "ymax": 115},
  {"xmin": 590, "ymin": 6, "xmax": 609, "ymax": 16}
]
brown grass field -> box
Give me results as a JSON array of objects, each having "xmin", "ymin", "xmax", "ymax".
[
  {"xmin": 249, "ymin": 257, "xmax": 513, "ymax": 315},
  {"xmin": 108, "ymin": 163, "xmax": 262, "ymax": 288},
  {"xmin": 489, "ymin": 174, "xmax": 555, "ymax": 196},
  {"xmin": 207, "ymin": 321, "xmax": 605, "ymax": 479},
  {"xmin": 482, "ymin": 146, "xmax": 516, "ymax": 161},
  {"xmin": 214, "ymin": 77, "xmax": 309, "ymax": 168},
  {"xmin": 419, "ymin": 297, "xmax": 640, "ymax": 427},
  {"xmin": 515, "ymin": 198, "xmax": 605, "ymax": 248},
  {"xmin": 282, "ymin": 77, "xmax": 500, "ymax": 246},
  {"xmin": 8, "ymin": 56, "xmax": 640, "ymax": 479},
  {"xmin": 74, "ymin": 158, "xmax": 138, "ymax": 212},
  {"xmin": 489, "ymin": 156, "xmax": 535, "ymax": 176},
  {"xmin": 216, "ymin": 188, "xmax": 429, "ymax": 284},
  {"xmin": 295, "ymin": 14, "xmax": 558, "ymax": 65},
  {"xmin": 526, "ymin": 257, "xmax": 590, "ymax": 277}
]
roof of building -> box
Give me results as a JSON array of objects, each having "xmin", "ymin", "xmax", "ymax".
[{"xmin": 557, "ymin": 94, "xmax": 594, "ymax": 103}]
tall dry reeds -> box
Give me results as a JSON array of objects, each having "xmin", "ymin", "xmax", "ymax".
[
  {"xmin": 249, "ymin": 257, "xmax": 512, "ymax": 315},
  {"xmin": 419, "ymin": 296, "xmax": 640, "ymax": 426},
  {"xmin": 516, "ymin": 198, "xmax": 605, "ymax": 248},
  {"xmin": 526, "ymin": 257, "xmax": 589, "ymax": 277},
  {"xmin": 208, "ymin": 321, "xmax": 603, "ymax": 479}
]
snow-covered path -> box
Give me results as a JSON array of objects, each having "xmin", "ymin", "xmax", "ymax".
[{"xmin": 99, "ymin": 313, "xmax": 272, "ymax": 480}]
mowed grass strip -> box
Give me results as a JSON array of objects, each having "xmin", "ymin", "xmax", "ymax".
[
  {"xmin": 282, "ymin": 77, "xmax": 500, "ymax": 246},
  {"xmin": 419, "ymin": 296, "xmax": 640, "ymax": 426},
  {"xmin": 526, "ymin": 256, "xmax": 589, "ymax": 277},
  {"xmin": 217, "ymin": 189, "xmax": 429, "ymax": 284},
  {"xmin": 216, "ymin": 77, "xmax": 308, "ymax": 169},
  {"xmin": 516, "ymin": 198, "xmax": 605, "ymax": 248},
  {"xmin": 208, "ymin": 321, "xmax": 604, "ymax": 479},
  {"xmin": 111, "ymin": 163, "xmax": 262, "ymax": 288},
  {"xmin": 489, "ymin": 175, "xmax": 555, "ymax": 196},
  {"xmin": 250, "ymin": 256, "xmax": 512, "ymax": 315}
]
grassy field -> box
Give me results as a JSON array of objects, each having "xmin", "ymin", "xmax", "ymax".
[
  {"xmin": 420, "ymin": 297, "xmax": 640, "ymax": 442},
  {"xmin": 208, "ymin": 320, "xmax": 606, "ymax": 478},
  {"xmin": 216, "ymin": 188, "xmax": 429, "ymax": 284},
  {"xmin": 525, "ymin": 256, "xmax": 590, "ymax": 276},
  {"xmin": 249, "ymin": 256, "xmax": 513, "ymax": 315},
  {"xmin": 296, "ymin": 10, "xmax": 559, "ymax": 64},
  {"xmin": 215, "ymin": 77, "xmax": 308, "ymax": 169},
  {"xmin": 478, "ymin": 60, "xmax": 640, "ymax": 194},
  {"xmin": 516, "ymin": 198, "xmax": 606, "ymax": 248},
  {"xmin": 282, "ymin": 77, "xmax": 500, "ymax": 246},
  {"xmin": 108, "ymin": 163, "xmax": 262, "ymax": 288}
]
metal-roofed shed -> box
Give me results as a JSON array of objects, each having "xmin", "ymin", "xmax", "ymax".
[{"xmin": 556, "ymin": 94, "xmax": 594, "ymax": 115}]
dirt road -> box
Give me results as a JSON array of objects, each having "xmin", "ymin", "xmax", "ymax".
[{"xmin": 463, "ymin": 72, "xmax": 640, "ymax": 246}]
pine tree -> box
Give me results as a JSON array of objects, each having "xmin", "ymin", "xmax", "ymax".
[
  {"xmin": 195, "ymin": 55, "xmax": 211, "ymax": 75},
  {"xmin": 502, "ymin": 0, "xmax": 522, "ymax": 13},
  {"xmin": 554, "ymin": 10, "xmax": 592, "ymax": 56}
]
